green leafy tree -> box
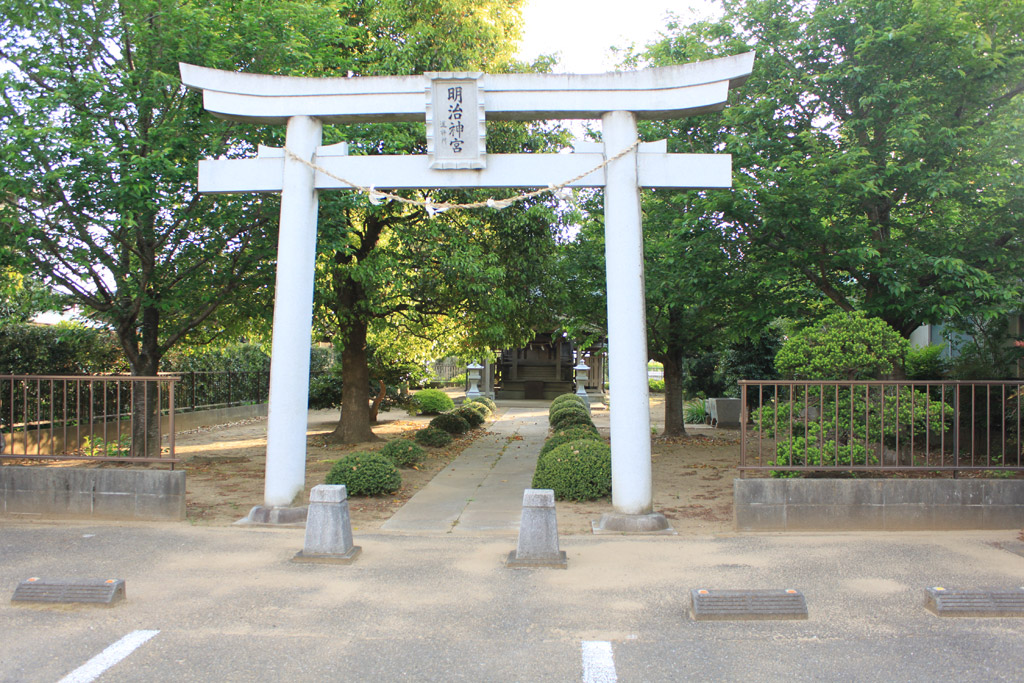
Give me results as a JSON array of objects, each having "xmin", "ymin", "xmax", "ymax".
[
  {"xmin": 0, "ymin": 0, "xmax": 361, "ymax": 376},
  {"xmin": 643, "ymin": 198, "xmax": 789, "ymax": 435},
  {"xmin": 0, "ymin": 0, "xmax": 367, "ymax": 451},
  {"xmin": 310, "ymin": 0, "xmax": 569, "ymax": 443},
  {"xmin": 643, "ymin": 0, "xmax": 1024, "ymax": 338},
  {"xmin": 562, "ymin": 188, "xmax": 786, "ymax": 436},
  {"xmin": 0, "ymin": 267, "xmax": 63, "ymax": 322}
]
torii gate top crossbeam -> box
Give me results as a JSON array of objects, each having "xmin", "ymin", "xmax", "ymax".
[{"xmin": 179, "ymin": 52, "xmax": 754, "ymax": 124}]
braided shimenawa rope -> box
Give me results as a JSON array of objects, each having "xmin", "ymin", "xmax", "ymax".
[{"xmin": 283, "ymin": 139, "xmax": 641, "ymax": 214}]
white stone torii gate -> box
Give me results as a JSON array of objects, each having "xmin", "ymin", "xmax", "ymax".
[{"xmin": 180, "ymin": 52, "xmax": 754, "ymax": 531}]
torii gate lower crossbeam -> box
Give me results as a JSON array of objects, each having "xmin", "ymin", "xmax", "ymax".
[{"xmin": 181, "ymin": 54, "xmax": 754, "ymax": 531}]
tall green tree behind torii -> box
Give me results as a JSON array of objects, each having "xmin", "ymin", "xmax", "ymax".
[
  {"xmin": 644, "ymin": 0, "xmax": 1024, "ymax": 338},
  {"xmin": 0, "ymin": 0, "xmax": 370, "ymax": 378},
  {"xmin": 308, "ymin": 0, "xmax": 569, "ymax": 444}
]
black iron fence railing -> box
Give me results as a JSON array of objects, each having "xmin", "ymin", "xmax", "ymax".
[
  {"xmin": 739, "ymin": 380, "xmax": 1023, "ymax": 475},
  {"xmin": 166, "ymin": 370, "xmax": 270, "ymax": 413}
]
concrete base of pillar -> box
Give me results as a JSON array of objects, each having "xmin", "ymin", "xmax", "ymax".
[
  {"xmin": 292, "ymin": 546, "xmax": 362, "ymax": 564},
  {"xmin": 505, "ymin": 549, "xmax": 567, "ymax": 569},
  {"xmin": 591, "ymin": 512, "xmax": 675, "ymax": 535},
  {"xmin": 235, "ymin": 505, "xmax": 308, "ymax": 527}
]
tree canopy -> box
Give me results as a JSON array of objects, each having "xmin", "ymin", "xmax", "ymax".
[
  {"xmin": 0, "ymin": 0, "xmax": 369, "ymax": 374},
  {"xmin": 642, "ymin": 0, "xmax": 1024, "ymax": 337},
  {"xmin": 309, "ymin": 0, "xmax": 571, "ymax": 442}
]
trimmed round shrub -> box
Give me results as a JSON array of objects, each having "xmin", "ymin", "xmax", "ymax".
[
  {"xmin": 462, "ymin": 401, "xmax": 491, "ymax": 418},
  {"xmin": 430, "ymin": 412, "xmax": 471, "ymax": 435},
  {"xmin": 378, "ymin": 438, "xmax": 426, "ymax": 468},
  {"xmin": 413, "ymin": 388, "xmax": 455, "ymax": 415},
  {"xmin": 551, "ymin": 392, "xmax": 585, "ymax": 406},
  {"xmin": 549, "ymin": 394, "xmax": 586, "ymax": 417},
  {"xmin": 415, "ymin": 426, "xmax": 453, "ymax": 448},
  {"xmin": 552, "ymin": 424, "xmax": 601, "ymax": 439},
  {"xmin": 549, "ymin": 404, "xmax": 591, "ymax": 430},
  {"xmin": 466, "ymin": 396, "xmax": 497, "ymax": 412},
  {"xmin": 455, "ymin": 405, "xmax": 485, "ymax": 427},
  {"xmin": 531, "ymin": 440, "xmax": 612, "ymax": 501},
  {"xmin": 550, "ymin": 401, "xmax": 588, "ymax": 419},
  {"xmin": 775, "ymin": 310, "xmax": 907, "ymax": 380},
  {"xmin": 325, "ymin": 451, "xmax": 401, "ymax": 496},
  {"xmin": 552, "ymin": 413, "xmax": 598, "ymax": 436},
  {"xmin": 539, "ymin": 429, "xmax": 604, "ymax": 456}
]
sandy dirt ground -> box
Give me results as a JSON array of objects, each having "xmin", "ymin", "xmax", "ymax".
[
  {"xmin": 170, "ymin": 396, "xmax": 740, "ymax": 534},
  {"xmin": 177, "ymin": 407, "xmax": 495, "ymax": 529},
  {"xmin": 561, "ymin": 397, "xmax": 740, "ymax": 535},
  {"xmin": 7, "ymin": 396, "xmax": 742, "ymax": 535}
]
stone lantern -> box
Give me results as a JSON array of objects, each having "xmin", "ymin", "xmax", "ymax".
[
  {"xmin": 573, "ymin": 361, "xmax": 591, "ymax": 408},
  {"xmin": 466, "ymin": 362, "xmax": 483, "ymax": 399}
]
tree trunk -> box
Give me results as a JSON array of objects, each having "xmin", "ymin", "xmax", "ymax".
[
  {"xmin": 117, "ymin": 304, "xmax": 163, "ymax": 458},
  {"xmin": 326, "ymin": 318, "xmax": 379, "ymax": 444},
  {"xmin": 661, "ymin": 352, "xmax": 687, "ymax": 437},
  {"xmin": 660, "ymin": 305, "xmax": 688, "ymax": 437},
  {"xmin": 369, "ymin": 379, "xmax": 386, "ymax": 423}
]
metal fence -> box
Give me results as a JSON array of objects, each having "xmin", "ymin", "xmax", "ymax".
[
  {"xmin": 168, "ymin": 370, "xmax": 269, "ymax": 412},
  {"xmin": 739, "ymin": 380, "xmax": 1023, "ymax": 475},
  {"xmin": 427, "ymin": 358, "xmax": 464, "ymax": 385},
  {"xmin": 0, "ymin": 375, "xmax": 178, "ymax": 465}
]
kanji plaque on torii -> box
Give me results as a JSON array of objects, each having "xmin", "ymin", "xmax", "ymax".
[
  {"xmin": 180, "ymin": 52, "xmax": 755, "ymax": 532},
  {"xmin": 425, "ymin": 72, "xmax": 486, "ymax": 169}
]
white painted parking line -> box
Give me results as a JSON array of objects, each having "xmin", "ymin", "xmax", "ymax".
[
  {"xmin": 581, "ymin": 640, "xmax": 617, "ymax": 683},
  {"xmin": 58, "ymin": 630, "xmax": 160, "ymax": 683}
]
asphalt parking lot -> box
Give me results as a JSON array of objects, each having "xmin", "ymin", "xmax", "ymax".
[{"xmin": 3, "ymin": 522, "xmax": 1024, "ymax": 682}]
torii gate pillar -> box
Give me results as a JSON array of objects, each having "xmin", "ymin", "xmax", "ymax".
[
  {"xmin": 264, "ymin": 116, "xmax": 322, "ymax": 507},
  {"xmin": 600, "ymin": 111, "xmax": 656, "ymax": 521},
  {"xmin": 180, "ymin": 53, "xmax": 754, "ymax": 531}
]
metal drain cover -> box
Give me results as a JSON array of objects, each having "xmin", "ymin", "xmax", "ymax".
[
  {"xmin": 12, "ymin": 578, "xmax": 126, "ymax": 606},
  {"xmin": 925, "ymin": 587, "xmax": 1024, "ymax": 617},
  {"xmin": 690, "ymin": 588, "xmax": 808, "ymax": 621}
]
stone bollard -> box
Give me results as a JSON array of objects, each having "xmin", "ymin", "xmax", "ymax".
[
  {"xmin": 292, "ymin": 485, "xmax": 361, "ymax": 564},
  {"xmin": 506, "ymin": 489, "xmax": 567, "ymax": 569}
]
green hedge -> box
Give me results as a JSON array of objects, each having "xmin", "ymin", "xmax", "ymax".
[
  {"xmin": 550, "ymin": 409, "xmax": 594, "ymax": 432},
  {"xmin": 465, "ymin": 396, "xmax": 497, "ymax": 412},
  {"xmin": 532, "ymin": 440, "xmax": 612, "ymax": 501},
  {"xmin": 462, "ymin": 401, "xmax": 491, "ymax": 418},
  {"xmin": 549, "ymin": 393, "xmax": 586, "ymax": 417},
  {"xmin": 378, "ymin": 439, "xmax": 426, "ymax": 468},
  {"xmin": 553, "ymin": 420, "xmax": 599, "ymax": 436},
  {"xmin": 0, "ymin": 322, "xmax": 123, "ymax": 374},
  {"xmin": 325, "ymin": 452, "xmax": 401, "ymax": 495},
  {"xmin": 539, "ymin": 429, "xmax": 604, "ymax": 457},
  {"xmin": 415, "ymin": 427, "xmax": 453, "ymax": 448},
  {"xmin": 455, "ymin": 405, "xmax": 485, "ymax": 427},
  {"xmin": 413, "ymin": 388, "xmax": 455, "ymax": 415},
  {"xmin": 429, "ymin": 412, "xmax": 470, "ymax": 435},
  {"xmin": 164, "ymin": 342, "xmax": 272, "ymax": 373}
]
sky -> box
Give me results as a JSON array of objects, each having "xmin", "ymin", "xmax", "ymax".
[{"xmin": 517, "ymin": 0, "xmax": 721, "ymax": 73}]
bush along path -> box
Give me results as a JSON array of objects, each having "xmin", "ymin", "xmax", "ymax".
[
  {"xmin": 381, "ymin": 403, "xmax": 549, "ymax": 535},
  {"xmin": 533, "ymin": 394, "xmax": 611, "ymax": 501}
]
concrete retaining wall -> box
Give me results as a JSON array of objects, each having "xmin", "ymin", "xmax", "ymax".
[
  {"xmin": 735, "ymin": 478, "xmax": 1024, "ymax": 531},
  {"xmin": 166, "ymin": 403, "xmax": 267, "ymax": 434},
  {"xmin": 0, "ymin": 468, "xmax": 185, "ymax": 521}
]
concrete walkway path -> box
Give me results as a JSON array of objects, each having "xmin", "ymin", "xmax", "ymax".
[{"xmin": 381, "ymin": 403, "xmax": 549, "ymax": 534}]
